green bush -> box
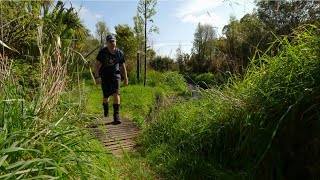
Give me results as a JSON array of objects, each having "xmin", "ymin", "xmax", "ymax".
[
  {"xmin": 146, "ymin": 70, "xmax": 188, "ymax": 95},
  {"xmin": 149, "ymin": 56, "xmax": 174, "ymax": 71},
  {"xmin": 12, "ymin": 60, "xmax": 40, "ymax": 91},
  {"xmin": 81, "ymin": 67, "xmax": 93, "ymax": 80},
  {"xmin": 195, "ymin": 72, "xmax": 216, "ymax": 88}
]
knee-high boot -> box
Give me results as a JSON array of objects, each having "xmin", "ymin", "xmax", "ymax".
[
  {"xmin": 113, "ymin": 104, "xmax": 121, "ymax": 124},
  {"xmin": 103, "ymin": 103, "xmax": 108, "ymax": 117}
]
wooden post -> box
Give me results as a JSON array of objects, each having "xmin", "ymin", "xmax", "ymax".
[
  {"xmin": 144, "ymin": 0, "xmax": 147, "ymax": 87},
  {"xmin": 137, "ymin": 52, "xmax": 140, "ymax": 83}
]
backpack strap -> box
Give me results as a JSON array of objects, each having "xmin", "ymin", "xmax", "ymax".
[{"xmin": 114, "ymin": 48, "xmax": 121, "ymax": 74}]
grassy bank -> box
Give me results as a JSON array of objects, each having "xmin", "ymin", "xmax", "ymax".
[
  {"xmin": 139, "ymin": 25, "xmax": 320, "ymax": 179},
  {"xmin": 85, "ymin": 70, "xmax": 189, "ymax": 127}
]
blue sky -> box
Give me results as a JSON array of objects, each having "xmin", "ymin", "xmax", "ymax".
[{"xmin": 65, "ymin": 0, "xmax": 256, "ymax": 58}]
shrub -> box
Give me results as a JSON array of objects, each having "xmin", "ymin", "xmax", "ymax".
[{"xmin": 149, "ymin": 56, "xmax": 175, "ymax": 71}]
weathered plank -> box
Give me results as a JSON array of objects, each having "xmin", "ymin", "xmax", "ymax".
[{"xmin": 88, "ymin": 116, "xmax": 140, "ymax": 155}]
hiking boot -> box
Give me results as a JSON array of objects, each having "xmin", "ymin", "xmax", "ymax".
[
  {"xmin": 113, "ymin": 104, "xmax": 121, "ymax": 125},
  {"xmin": 103, "ymin": 103, "xmax": 109, "ymax": 117},
  {"xmin": 113, "ymin": 114, "xmax": 121, "ymax": 125}
]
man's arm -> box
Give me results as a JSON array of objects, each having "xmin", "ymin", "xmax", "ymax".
[{"xmin": 120, "ymin": 63, "xmax": 128, "ymax": 86}]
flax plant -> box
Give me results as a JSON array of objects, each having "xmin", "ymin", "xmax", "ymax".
[{"xmin": 0, "ymin": 2, "xmax": 116, "ymax": 179}]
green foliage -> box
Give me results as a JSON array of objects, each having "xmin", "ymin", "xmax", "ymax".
[
  {"xmin": 256, "ymin": 0, "xmax": 320, "ymax": 35},
  {"xmin": 0, "ymin": 76, "xmax": 116, "ymax": 179},
  {"xmin": 0, "ymin": 2, "xmax": 116, "ymax": 178},
  {"xmin": 185, "ymin": 72, "xmax": 222, "ymax": 89},
  {"xmin": 146, "ymin": 71, "xmax": 188, "ymax": 95},
  {"xmin": 12, "ymin": 60, "xmax": 40, "ymax": 90},
  {"xmin": 222, "ymin": 14, "xmax": 268, "ymax": 74},
  {"xmin": 186, "ymin": 1, "xmax": 320, "ymax": 78},
  {"xmin": 85, "ymin": 83, "xmax": 163, "ymax": 127},
  {"xmin": 121, "ymin": 85, "xmax": 164, "ymax": 126},
  {"xmin": 190, "ymin": 23, "xmax": 217, "ymax": 73},
  {"xmin": 136, "ymin": 0, "xmax": 159, "ymax": 35},
  {"xmin": 194, "ymin": 73, "xmax": 216, "ymax": 88},
  {"xmin": 115, "ymin": 24, "xmax": 139, "ymax": 76},
  {"xmin": 176, "ymin": 45, "xmax": 190, "ymax": 73},
  {"xmin": 86, "ymin": 71, "xmax": 188, "ymax": 127},
  {"xmin": 115, "ymin": 24, "xmax": 138, "ymax": 59},
  {"xmin": 95, "ymin": 21, "xmax": 109, "ymax": 44},
  {"xmin": 149, "ymin": 56, "xmax": 174, "ymax": 71},
  {"xmin": 81, "ymin": 68, "xmax": 93, "ymax": 80},
  {"xmin": 140, "ymin": 25, "xmax": 320, "ymax": 179},
  {"xmin": 1, "ymin": 1, "xmax": 43, "ymax": 57}
]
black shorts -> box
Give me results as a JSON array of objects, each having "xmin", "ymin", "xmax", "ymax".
[{"xmin": 101, "ymin": 77, "xmax": 120, "ymax": 98}]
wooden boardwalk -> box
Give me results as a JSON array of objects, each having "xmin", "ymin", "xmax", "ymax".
[{"xmin": 88, "ymin": 116, "xmax": 140, "ymax": 155}]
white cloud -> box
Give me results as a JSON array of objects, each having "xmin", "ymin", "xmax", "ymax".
[
  {"xmin": 65, "ymin": 2, "xmax": 102, "ymax": 34},
  {"xmin": 181, "ymin": 11, "xmax": 221, "ymax": 26},
  {"xmin": 153, "ymin": 43, "xmax": 167, "ymax": 47},
  {"xmin": 95, "ymin": 14, "xmax": 102, "ymax": 19},
  {"xmin": 75, "ymin": 4, "xmax": 102, "ymax": 23},
  {"xmin": 176, "ymin": 0, "xmax": 225, "ymax": 27},
  {"xmin": 175, "ymin": 0, "xmax": 256, "ymax": 35},
  {"xmin": 176, "ymin": 0, "xmax": 224, "ymax": 18}
]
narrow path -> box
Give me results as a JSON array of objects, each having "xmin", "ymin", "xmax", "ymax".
[
  {"xmin": 87, "ymin": 84, "xmax": 198, "ymax": 155},
  {"xmin": 88, "ymin": 116, "xmax": 140, "ymax": 155}
]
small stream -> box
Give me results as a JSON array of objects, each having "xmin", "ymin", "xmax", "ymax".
[{"xmin": 187, "ymin": 83, "xmax": 203, "ymax": 98}]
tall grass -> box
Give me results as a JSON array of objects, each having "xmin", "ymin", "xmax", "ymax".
[
  {"xmin": 0, "ymin": 13, "xmax": 118, "ymax": 180},
  {"xmin": 139, "ymin": 24, "xmax": 320, "ymax": 179}
]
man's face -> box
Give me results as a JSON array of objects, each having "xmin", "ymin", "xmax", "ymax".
[{"xmin": 107, "ymin": 40, "xmax": 116, "ymax": 48}]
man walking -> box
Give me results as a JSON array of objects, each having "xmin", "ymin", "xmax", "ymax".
[{"xmin": 94, "ymin": 34, "xmax": 128, "ymax": 125}]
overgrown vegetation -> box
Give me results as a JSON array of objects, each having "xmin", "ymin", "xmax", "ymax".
[
  {"xmin": 2, "ymin": 0, "xmax": 320, "ymax": 179},
  {"xmin": 1, "ymin": 1, "xmax": 117, "ymax": 178},
  {"xmin": 139, "ymin": 25, "xmax": 320, "ymax": 179}
]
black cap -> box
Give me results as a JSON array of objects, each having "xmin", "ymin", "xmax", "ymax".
[{"xmin": 106, "ymin": 34, "xmax": 116, "ymax": 42}]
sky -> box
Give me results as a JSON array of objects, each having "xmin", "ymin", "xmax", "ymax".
[{"xmin": 65, "ymin": 0, "xmax": 256, "ymax": 58}]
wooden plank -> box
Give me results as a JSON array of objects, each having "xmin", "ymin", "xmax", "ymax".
[
  {"xmin": 102, "ymin": 136, "xmax": 138, "ymax": 144},
  {"xmin": 88, "ymin": 116, "xmax": 140, "ymax": 154},
  {"xmin": 106, "ymin": 142, "xmax": 137, "ymax": 150}
]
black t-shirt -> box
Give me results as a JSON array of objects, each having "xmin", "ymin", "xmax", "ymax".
[{"xmin": 96, "ymin": 48, "xmax": 125, "ymax": 79}]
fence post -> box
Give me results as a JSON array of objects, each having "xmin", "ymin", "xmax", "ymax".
[{"xmin": 137, "ymin": 52, "xmax": 140, "ymax": 83}]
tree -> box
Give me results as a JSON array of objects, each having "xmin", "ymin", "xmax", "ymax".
[
  {"xmin": 133, "ymin": 12, "xmax": 144, "ymax": 83},
  {"xmin": 176, "ymin": 45, "xmax": 190, "ymax": 73},
  {"xmin": 256, "ymin": 0, "xmax": 320, "ymax": 36},
  {"xmin": 83, "ymin": 34, "xmax": 100, "ymax": 68},
  {"xmin": 238, "ymin": 14, "xmax": 268, "ymax": 64},
  {"xmin": 115, "ymin": 24, "xmax": 139, "ymax": 76},
  {"xmin": 149, "ymin": 56, "xmax": 174, "ymax": 72},
  {"xmin": 95, "ymin": 21, "xmax": 109, "ymax": 44},
  {"xmin": 176, "ymin": 45, "xmax": 184, "ymax": 72},
  {"xmin": 133, "ymin": 11, "xmax": 144, "ymax": 53},
  {"xmin": 135, "ymin": 0, "xmax": 159, "ymax": 86},
  {"xmin": 191, "ymin": 23, "xmax": 217, "ymax": 73},
  {"xmin": 221, "ymin": 14, "xmax": 269, "ymax": 74}
]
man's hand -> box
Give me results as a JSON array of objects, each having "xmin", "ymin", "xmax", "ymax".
[
  {"xmin": 95, "ymin": 77, "xmax": 101, "ymax": 85},
  {"xmin": 123, "ymin": 78, "xmax": 128, "ymax": 86}
]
